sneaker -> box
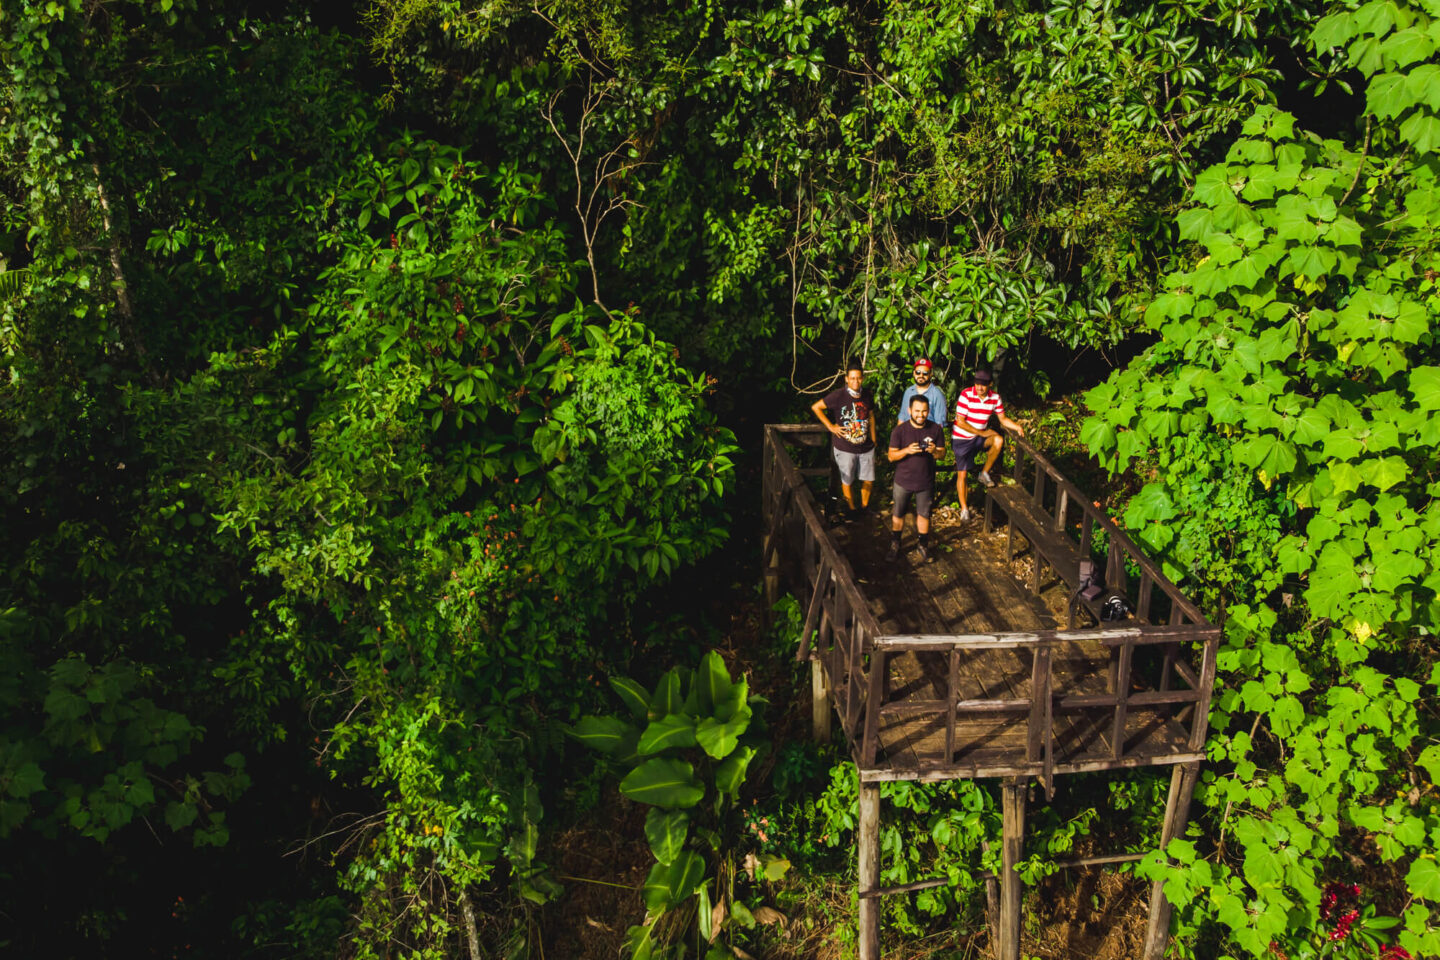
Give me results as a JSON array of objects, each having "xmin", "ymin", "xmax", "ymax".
[
  {"xmin": 959, "ymin": 507, "xmax": 973, "ymax": 522},
  {"xmin": 917, "ymin": 543, "xmax": 931, "ymax": 563},
  {"xmin": 977, "ymin": 470, "xmax": 995, "ymax": 488},
  {"xmin": 886, "ymin": 539, "xmax": 901, "ymax": 561}
]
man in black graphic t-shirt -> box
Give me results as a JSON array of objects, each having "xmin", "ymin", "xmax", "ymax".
[
  {"xmin": 886, "ymin": 395, "xmax": 948, "ymax": 562},
  {"xmin": 811, "ymin": 360, "xmax": 876, "ymax": 516}
]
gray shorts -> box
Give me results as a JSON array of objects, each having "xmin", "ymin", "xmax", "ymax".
[
  {"xmin": 892, "ymin": 484, "xmax": 934, "ymax": 519},
  {"xmin": 833, "ymin": 447, "xmax": 875, "ymax": 485}
]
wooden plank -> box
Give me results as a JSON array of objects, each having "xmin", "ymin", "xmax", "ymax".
[
  {"xmin": 859, "ymin": 750, "xmax": 1205, "ymax": 782},
  {"xmin": 862, "ymin": 850, "xmax": 1148, "ymax": 899},
  {"xmin": 871, "ymin": 625, "xmax": 1214, "ymax": 650},
  {"xmin": 858, "ymin": 783, "xmax": 881, "ymax": 960},
  {"xmin": 1000, "ymin": 778, "xmax": 1026, "ymax": 960},
  {"xmin": 1112, "ymin": 642, "xmax": 1134, "ymax": 760}
]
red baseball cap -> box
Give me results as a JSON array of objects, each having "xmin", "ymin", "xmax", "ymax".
[{"xmin": 913, "ymin": 358, "xmax": 933, "ymax": 370}]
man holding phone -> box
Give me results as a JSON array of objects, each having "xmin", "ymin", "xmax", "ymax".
[{"xmin": 886, "ymin": 394, "xmax": 948, "ymax": 562}]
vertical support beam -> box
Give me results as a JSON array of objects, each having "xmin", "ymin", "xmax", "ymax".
[
  {"xmin": 1054, "ymin": 487, "xmax": 1069, "ymax": 534},
  {"xmin": 945, "ymin": 647, "xmax": 959, "ymax": 764},
  {"xmin": 1111, "ymin": 641, "xmax": 1134, "ymax": 760},
  {"xmin": 1137, "ymin": 574, "xmax": 1155, "ymax": 624},
  {"xmin": 983, "ymin": 490, "xmax": 996, "ymax": 534},
  {"xmin": 1189, "ymin": 636, "xmax": 1220, "ymax": 751},
  {"xmin": 999, "ymin": 778, "xmax": 1027, "ymax": 960},
  {"xmin": 811, "ymin": 658, "xmax": 831, "ymax": 743},
  {"xmin": 982, "ymin": 839, "xmax": 1002, "ymax": 953},
  {"xmin": 858, "ymin": 781, "xmax": 881, "ymax": 960},
  {"xmin": 860, "ymin": 646, "xmax": 885, "ymax": 766},
  {"xmin": 1142, "ymin": 761, "xmax": 1201, "ymax": 960}
]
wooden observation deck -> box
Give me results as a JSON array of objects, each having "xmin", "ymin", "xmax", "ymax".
[{"xmin": 761, "ymin": 424, "xmax": 1219, "ymax": 960}]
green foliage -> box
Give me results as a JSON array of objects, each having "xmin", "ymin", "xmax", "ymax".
[
  {"xmin": 574, "ymin": 651, "xmax": 782, "ymax": 957},
  {"xmin": 1082, "ymin": 0, "xmax": 1440, "ymax": 953}
]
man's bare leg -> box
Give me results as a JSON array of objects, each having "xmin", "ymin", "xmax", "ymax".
[
  {"xmin": 840, "ymin": 482, "xmax": 857, "ymax": 511},
  {"xmin": 981, "ymin": 435, "xmax": 1005, "ymax": 476},
  {"xmin": 860, "ymin": 480, "xmax": 873, "ymax": 509},
  {"xmin": 917, "ymin": 514, "xmax": 930, "ymax": 535},
  {"xmin": 955, "ymin": 470, "xmax": 969, "ymax": 515}
]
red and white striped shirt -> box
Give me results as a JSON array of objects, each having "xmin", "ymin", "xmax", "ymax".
[{"xmin": 951, "ymin": 387, "xmax": 1004, "ymax": 437}]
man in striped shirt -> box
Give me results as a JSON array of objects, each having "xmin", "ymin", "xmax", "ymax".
[{"xmin": 951, "ymin": 369, "xmax": 1025, "ymax": 521}]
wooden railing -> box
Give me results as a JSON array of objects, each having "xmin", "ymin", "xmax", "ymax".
[
  {"xmin": 998, "ymin": 435, "xmax": 1206, "ymax": 627},
  {"xmin": 762, "ymin": 424, "xmax": 1219, "ymax": 790},
  {"xmin": 762, "ymin": 425, "xmax": 885, "ymax": 749},
  {"xmin": 865, "ymin": 626, "xmax": 1218, "ymax": 795}
]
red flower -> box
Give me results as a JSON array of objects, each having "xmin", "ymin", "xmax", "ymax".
[{"xmin": 1379, "ymin": 946, "xmax": 1413, "ymax": 959}]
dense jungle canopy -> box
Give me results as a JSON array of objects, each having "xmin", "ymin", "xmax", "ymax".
[{"xmin": 2, "ymin": 0, "xmax": 1438, "ymax": 957}]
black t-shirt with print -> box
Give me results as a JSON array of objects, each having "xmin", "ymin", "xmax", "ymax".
[
  {"xmin": 889, "ymin": 420, "xmax": 947, "ymax": 491},
  {"xmin": 823, "ymin": 387, "xmax": 875, "ymax": 454}
]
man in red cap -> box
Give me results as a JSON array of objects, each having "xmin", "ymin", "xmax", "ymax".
[
  {"xmin": 950, "ymin": 368, "xmax": 1025, "ymax": 521},
  {"xmin": 897, "ymin": 358, "xmax": 947, "ymax": 429}
]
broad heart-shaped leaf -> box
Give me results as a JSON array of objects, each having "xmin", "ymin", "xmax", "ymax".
[
  {"xmin": 1410, "ymin": 366, "xmax": 1440, "ymax": 410},
  {"xmin": 644, "ymin": 807, "xmax": 689, "ymax": 865},
  {"xmin": 695, "ymin": 706, "xmax": 752, "ymax": 760},
  {"xmin": 715, "ymin": 745, "xmax": 757, "ymax": 799},
  {"xmin": 642, "ymin": 850, "xmax": 705, "ymax": 913},
  {"xmin": 1372, "ymin": 455, "xmax": 1410, "ymax": 492},
  {"xmin": 620, "ymin": 758, "xmax": 704, "ymax": 809},
  {"xmin": 649, "ymin": 668, "xmax": 684, "ymax": 719},
  {"xmin": 694, "ymin": 651, "xmax": 732, "ymax": 716},
  {"xmin": 638, "ymin": 714, "xmax": 697, "ymax": 755},
  {"xmin": 609, "ymin": 677, "xmax": 650, "ymax": 721},
  {"xmin": 571, "ymin": 715, "xmax": 637, "ymax": 755},
  {"xmin": 1406, "ymin": 856, "xmax": 1440, "ymax": 901}
]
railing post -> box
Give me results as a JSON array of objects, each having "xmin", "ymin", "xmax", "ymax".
[
  {"xmin": 1111, "ymin": 641, "xmax": 1134, "ymax": 760},
  {"xmin": 862, "ymin": 647, "xmax": 886, "ymax": 767}
]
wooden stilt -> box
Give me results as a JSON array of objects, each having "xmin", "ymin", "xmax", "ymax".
[
  {"xmin": 1142, "ymin": 761, "xmax": 1201, "ymax": 960},
  {"xmin": 982, "ymin": 838, "xmax": 1002, "ymax": 952},
  {"xmin": 811, "ymin": 658, "xmax": 831, "ymax": 743},
  {"xmin": 858, "ymin": 782, "xmax": 881, "ymax": 960},
  {"xmin": 999, "ymin": 777, "xmax": 1026, "ymax": 960}
]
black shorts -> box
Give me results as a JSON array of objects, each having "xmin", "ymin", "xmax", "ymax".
[
  {"xmin": 892, "ymin": 484, "xmax": 933, "ymax": 519},
  {"xmin": 952, "ymin": 434, "xmax": 988, "ymax": 471}
]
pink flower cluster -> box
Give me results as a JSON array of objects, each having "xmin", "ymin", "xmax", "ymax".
[
  {"xmin": 1320, "ymin": 882, "xmax": 1362, "ymax": 921},
  {"xmin": 1378, "ymin": 946, "xmax": 1412, "ymax": 959}
]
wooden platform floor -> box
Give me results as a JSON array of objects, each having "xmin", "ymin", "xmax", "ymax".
[{"xmin": 830, "ymin": 505, "xmax": 1193, "ymax": 777}]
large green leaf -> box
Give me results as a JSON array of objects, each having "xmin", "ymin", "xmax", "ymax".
[
  {"xmin": 644, "ymin": 807, "xmax": 689, "ymax": 864},
  {"xmin": 638, "ymin": 714, "xmax": 697, "ymax": 755},
  {"xmin": 715, "ymin": 745, "xmax": 757, "ymax": 798},
  {"xmin": 694, "ymin": 651, "xmax": 732, "ymax": 715},
  {"xmin": 609, "ymin": 677, "xmax": 650, "ymax": 721},
  {"xmin": 642, "ymin": 850, "xmax": 705, "ymax": 912},
  {"xmin": 695, "ymin": 707, "xmax": 752, "ymax": 760},
  {"xmin": 620, "ymin": 758, "xmax": 704, "ymax": 809},
  {"xmin": 649, "ymin": 668, "xmax": 684, "ymax": 719},
  {"xmin": 1406, "ymin": 857, "xmax": 1440, "ymax": 901},
  {"xmin": 572, "ymin": 715, "xmax": 637, "ymax": 755}
]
